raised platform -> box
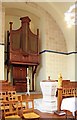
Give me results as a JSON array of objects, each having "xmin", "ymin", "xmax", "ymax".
[{"xmin": 17, "ymin": 91, "xmax": 43, "ymax": 100}]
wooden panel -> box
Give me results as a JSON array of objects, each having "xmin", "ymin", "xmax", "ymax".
[
  {"xmin": 10, "ymin": 52, "xmax": 21, "ymax": 62},
  {"xmin": 10, "ymin": 52, "xmax": 39, "ymax": 65},
  {"xmin": 11, "ymin": 29, "xmax": 21, "ymax": 50},
  {"xmin": 29, "ymin": 29, "xmax": 38, "ymax": 53},
  {"xmin": 15, "ymin": 83, "xmax": 27, "ymax": 92},
  {"xmin": 9, "ymin": 16, "xmax": 39, "ymax": 65},
  {"xmin": 62, "ymin": 80, "xmax": 77, "ymax": 88},
  {"xmin": 13, "ymin": 66, "xmax": 27, "ymax": 92},
  {"xmin": 13, "ymin": 66, "xmax": 26, "ymax": 79},
  {"xmin": 62, "ymin": 88, "xmax": 77, "ymax": 97},
  {"xmin": 29, "ymin": 54, "xmax": 39, "ymax": 63},
  {"xmin": 0, "ymin": 80, "xmax": 15, "ymax": 91}
]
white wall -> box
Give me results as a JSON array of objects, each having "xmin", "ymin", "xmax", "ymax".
[
  {"xmin": 0, "ymin": 2, "xmax": 2, "ymax": 43},
  {"xmin": 75, "ymin": 54, "xmax": 77, "ymax": 81},
  {"xmin": 45, "ymin": 53, "xmax": 68, "ymax": 80},
  {"xmin": 67, "ymin": 54, "xmax": 75, "ymax": 81},
  {"xmin": 36, "ymin": 53, "xmax": 46, "ymax": 91},
  {"xmin": 36, "ymin": 11, "xmax": 68, "ymax": 91},
  {"xmin": 0, "ymin": 5, "xmax": 5, "ymax": 80},
  {"xmin": 0, "ymin": 45, "xmax": 4, "ymax": 80}
]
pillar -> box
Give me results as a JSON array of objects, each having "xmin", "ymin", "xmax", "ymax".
[{"xmin": 57, "ymin": 73, "xmax": 63, "ymax": 111}]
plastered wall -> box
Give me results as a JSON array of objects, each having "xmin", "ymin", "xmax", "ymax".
[
  {"xmin": 0, "ymin": 3, "xmax": 5, "ymax": 80},
  {"xmin": 35, "ymin": 12, "xmax": 68, "ymax": 91},
  {"xmin": 0, "ymin": 45, "xmax": 4, "ymax": 80}
]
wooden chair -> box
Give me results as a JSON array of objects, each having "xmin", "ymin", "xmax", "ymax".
[
  {"xmin": 8, "ymin": 91, "xmax": 22, "ymax": 102},
  {"xmin": 0, "ymin": 92, "xmax": 8, "ymax": 101},
  {"xmin": 0, "ymin": 91, "xmax": 21, "ymax": 102},
  {"xmin": 21, "ymin": 99, "xmax": 40, "ymax": 120},
  {"xmin": 3, "ymin": 101, "xmax": 22, "ymax": 120},
  {"xmin": 0, "ymin": 92, "xmax": 9, "ymax": 111},
  {"xmin": 0, "ymin": 90, "xmax": 22, "ymax": 112},
  {"xmin": 8, "ymin": 91, "xmax": 17, "ymax": 101}
]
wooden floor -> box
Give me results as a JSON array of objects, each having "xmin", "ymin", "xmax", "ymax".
[
  {"xmin": 19, "ymin": 93, "xmax": 74, "ymax": 119},
  {"xmin": 34, "ymin": 109, "xmax": 75, "ymax": 119}
]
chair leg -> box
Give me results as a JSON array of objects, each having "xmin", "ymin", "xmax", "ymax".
[
  {"xmin": 75, "ymin": 111, "xmax": 76, "ymax": 119},
  {"xmin": 65, "ymin": 110, "xmax": 76, "ymax": 120},
  {"xmin": 65, "ymin": 110, "xmax": 67, "ymax": 119}
]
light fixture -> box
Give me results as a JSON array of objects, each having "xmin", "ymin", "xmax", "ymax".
[{"xmin": 64, "ymin": 3, "xmax": 77, "ymax": 27}]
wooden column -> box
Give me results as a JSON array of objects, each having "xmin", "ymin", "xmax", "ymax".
[
  {"xmin": 57, "ymin": 87, "xmax": 62, "ymax": 111},
  {"xmin": 57, "ymin": 73, "xmax": 63, "ymax": 111}
]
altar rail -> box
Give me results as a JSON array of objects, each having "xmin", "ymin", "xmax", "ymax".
[
  {"xmin": 62, "ymin": 80, "xmax": 77, "ymax": 97},
  {"xmin": 58, "ymin": 80, "xmax": 77, "ymax": 111},
  {"xmin": 62, "ymin": 81, "xmax": 77, "ymax": 88},
  {"xmin": 62, "ymin": 87, "xmax": 77, "ymax": 97}
]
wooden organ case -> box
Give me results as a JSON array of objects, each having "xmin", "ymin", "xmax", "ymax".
[{"xmin": 7, "ymin": 16, "xmax": 39, "ymax": 92}]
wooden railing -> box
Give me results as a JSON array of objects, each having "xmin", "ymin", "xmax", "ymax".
[
  {"xmin": 62, "ymin": 87, "xmax": 77, "ymax": 97},
  {"xmin": 57, "ymin": 81, "xmax": 77, "ymax": 111}
]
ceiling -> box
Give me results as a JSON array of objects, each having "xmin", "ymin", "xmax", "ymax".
[{"xmin": 2, "ymin": 2, "xmax": 75, "ymax": 51}]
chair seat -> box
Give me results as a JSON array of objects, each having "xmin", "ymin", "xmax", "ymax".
[
  {"xmin": 23, "ymin": 112, "xmax": 40, "ymax": 119},
  {"xmin": 5, "ymin": 115, "xmax": 22, "ymax": 120}
]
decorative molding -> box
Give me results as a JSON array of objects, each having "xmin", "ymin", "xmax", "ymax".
[
  {"xmin": 67, "ymin": 51, "xmax": 77, "ymax": 55},
  {"xmin": 39, "ymin": 50, "xmax": 77, "ymax": 55}
]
